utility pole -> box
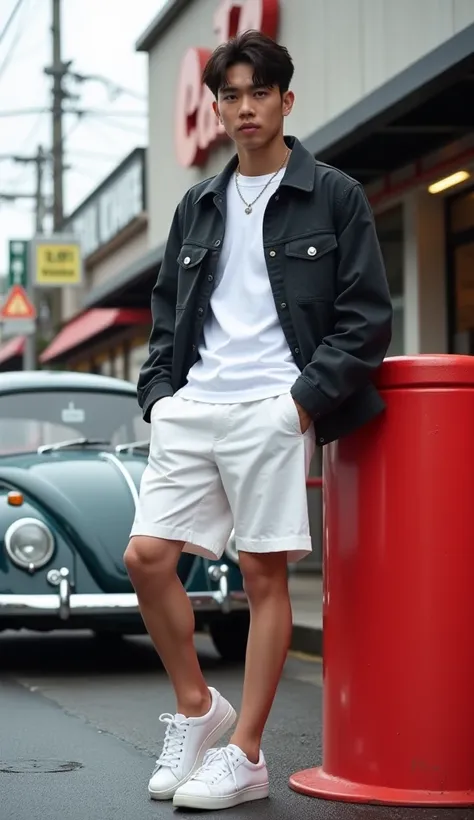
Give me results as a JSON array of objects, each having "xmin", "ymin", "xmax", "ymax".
[
  {"xmin": 2, "ymin": 146, "xmax": 48, "ymax": 233},
  {"xmin": 34, "ymin": 145, "xmax": 45, "ymax": 234},
  {"xmin": 24, "ymin": 145, "xmax": 46, "ymax": 369},
  {"xmin": 0, "ymin": 146, "xmax": 48, "ymax": 369},
  {"xmin": 45, "ymin": 0, "xmax": 68, "ymax": 231}
]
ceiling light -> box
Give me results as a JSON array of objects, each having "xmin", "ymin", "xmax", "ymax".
[{"xmin": 428, "ymin": 171, "xmax": 470, "ymax": 194}]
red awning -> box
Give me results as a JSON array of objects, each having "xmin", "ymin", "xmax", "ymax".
[
  {"xmin": 40, "ymin": 308, "xmax": 150, "ymax": 364},
  {"xmin": 0, "ymin": 335, "xmax": 25, "ymax": 366}
]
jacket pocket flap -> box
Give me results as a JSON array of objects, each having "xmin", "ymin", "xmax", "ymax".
[
  {"xmin": 177, "ymin": 245, "xmax": 208, "ymax": 269},
  {"xmin": 285, "ymin": 233, "xmax": 337, "ymax": 261}
]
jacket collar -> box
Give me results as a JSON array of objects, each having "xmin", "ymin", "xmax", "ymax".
[{"xmin": 196, "ymin": 136, "xmax": 315, "ymax": 203}]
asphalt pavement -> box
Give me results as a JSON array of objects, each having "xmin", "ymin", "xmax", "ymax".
[{"xmin": 0, "ymin": 631, "xmax": 471, "ymax": 820}]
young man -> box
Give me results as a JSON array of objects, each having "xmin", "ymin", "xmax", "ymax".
[{"xmin": 125, "ymin": 30, "xmax": 392, "ymax": 811}]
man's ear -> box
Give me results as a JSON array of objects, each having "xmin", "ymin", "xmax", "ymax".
[
  {"xmin": 213, "ymin": 100, "xmax": 221, "ymax": 122},
  {"xmin": 282, "ymin": 90, "xmax": 295, "ymax": 117}
]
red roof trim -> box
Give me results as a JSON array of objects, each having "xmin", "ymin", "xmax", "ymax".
[
  {"xmin": 0, "ymin": 335, "xmax": 26, "ymax": 366},
  {"xmin": 40, "ymin": 308, "xmax": 150, "ymax": 363}
]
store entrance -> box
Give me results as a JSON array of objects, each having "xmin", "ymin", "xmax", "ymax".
[{"xmin": 447, "ymin": 186, "xmax": 474, "ymax": 353}]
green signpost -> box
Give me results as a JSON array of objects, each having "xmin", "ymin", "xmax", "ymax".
[{"xmin": 8, "ymin": 240, "xmax": 29, "ymax": 288}]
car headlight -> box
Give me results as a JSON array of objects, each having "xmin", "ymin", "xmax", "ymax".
[
  {"xmin": 4, "ymin": 518, "xmax": 55, "ymax": 571},
  {"xmin": 224, "ymin": 530, "xmax": 239, "ymax": 564}
]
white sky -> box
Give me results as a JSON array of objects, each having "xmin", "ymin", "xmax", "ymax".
[{"xmin": 0, "ymin": 0, "xmax": 167, "ymax": 274}]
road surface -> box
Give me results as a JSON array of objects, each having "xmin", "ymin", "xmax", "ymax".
[{"xmin": 0, "ymin": 631, "xmax": 470, "ymax": 820}]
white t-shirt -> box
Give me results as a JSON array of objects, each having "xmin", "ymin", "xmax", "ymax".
[{"xmin": 176, "ymin": 168, "xmax": 300, "ymax": 403}]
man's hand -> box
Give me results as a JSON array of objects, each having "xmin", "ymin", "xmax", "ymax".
[{"xmin": 293, "ymin": 400, "xmax": 312, "ymax": 434}]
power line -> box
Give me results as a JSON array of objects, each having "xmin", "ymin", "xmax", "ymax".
[
  {"xmin": 68, "ymin": 148, "xmax": 123, "ymax": 161},
  {"xmin": 63, "ymin": 108, "xmax": 147, "ymax": 117},
  {"xmin": 68, "ymin": 70, "xmax": 146, "ymax": 102},
  {"xmin": 0, "ymin": 107, "xmax": 147, "ymax": 118},
  {"xmin": 0, "ymin": 0, "xmax": 30, "ymax": 81},
  {"xmin": 0, "ymin": 107, "xmax": 48, "ymax": 117},
  {"xmin": 84, "ymin": 116, "xmax": 147, "ymax": 137},
  {"xmin": 0, "ymin": 0, "xmax": 27, "ymax": 48}
]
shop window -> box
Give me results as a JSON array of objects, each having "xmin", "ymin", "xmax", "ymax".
[
  {"xmin": 375, "ymin": 205, "xmax": 404, "ymax": 356},
  {"xmin": 114, "ymin": 346, "xmax": 127, "ymax": 381},
  {"xmin": 101, "ymin": 353, "xmax": 115, "ymax": 377},
  {"xmin": 447, "ymin": 186, "xmax": 474, "ymax": 354},
  {"xmin": 129, "ymin": 341, "xmax": 150, "ymax": 386},
  {"xmin": 449, "ymin": 189, "xmax": 474, "ymax": 234}
]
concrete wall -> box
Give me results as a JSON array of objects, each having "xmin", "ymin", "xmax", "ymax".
[{"xmin": 146, "ymin": 0, "xmax": 474, "ymax": 247}]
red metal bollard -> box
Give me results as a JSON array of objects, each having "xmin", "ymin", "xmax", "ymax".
[{"xmin": 290, "ymin": 355, "xmax": 474, "ymax": 806}]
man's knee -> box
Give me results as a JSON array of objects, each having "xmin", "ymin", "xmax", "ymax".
[
  {"xmin": 239, "ymin": 552, "xmax": 288, "ymax": 603},
  {"xmin": 124, "ymin": 536, "xmax": 182, "ymax": 585}
]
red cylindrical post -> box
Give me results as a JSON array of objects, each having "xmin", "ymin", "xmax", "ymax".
[{"xmin": 290, "ymin": 355, "xmax": 474, "ymax": 806}]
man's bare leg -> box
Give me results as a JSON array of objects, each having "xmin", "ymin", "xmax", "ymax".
[
  {"xmin": 229, "ymin": 551, "xmax": 292, "ymax": 761},
  {"xmin": 125, "ymin": 536, "xmax": 237, "ymax": 801},
  {"xmin": 124, "ymin": 536, "xmax": 210, "ymax": 717}
]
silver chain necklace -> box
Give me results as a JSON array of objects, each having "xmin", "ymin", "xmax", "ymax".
[{"xmin": 234, "ymin": 149, "xmax": 290, "ymax": 214}]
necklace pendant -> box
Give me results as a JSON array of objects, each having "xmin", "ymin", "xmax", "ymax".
[{"xmin": 245, "ymin": 206, "xmax": 252, "ymax": 214}]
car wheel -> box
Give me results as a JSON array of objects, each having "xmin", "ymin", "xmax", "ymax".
[{"xmin": 208, "ymin": 611, "xmax": 250, "ymax": 662}]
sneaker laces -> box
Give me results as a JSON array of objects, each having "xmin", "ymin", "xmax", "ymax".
[
  {"xmin": 193, "ymin": 747, "xmax": 239, "ymax": 788},
  {"xmin": 153, "ymin": 713, "xmax": 189, "ymax": 771}
]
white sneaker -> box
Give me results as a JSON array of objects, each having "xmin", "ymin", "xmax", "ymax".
[
  {"xmin": 172, "ymin": 744, "xmax": 270, "ymax": 810},
  {"xmin": 148, "ymin": 688, "xmax": 236, "ymax": 800}
]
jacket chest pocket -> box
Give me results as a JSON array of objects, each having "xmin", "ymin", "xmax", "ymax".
[
  {"xmin": 284, "ymin": 232, "xmax": 337, "ymax": 302},
  {"xmin": 177, "ymin": 245, "xmax": 209, "ymax": 308}
]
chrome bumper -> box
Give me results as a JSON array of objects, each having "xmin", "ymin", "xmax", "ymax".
[{"xmin": 0, "ymin": 564, "xmax": 248, "ymax": 621}]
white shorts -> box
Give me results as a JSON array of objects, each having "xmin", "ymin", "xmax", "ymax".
[{"xmin": 130, "ymin": 392, "xmax": 315, "ymax": 563}]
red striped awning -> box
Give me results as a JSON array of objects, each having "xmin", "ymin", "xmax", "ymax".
[
  {"xmin": 0, "ymin": 335, "xmax": 25, "ymax": 366},
  {"xmin": 40, "ymin": 308, "xmax": 150, "ymax": 363}
]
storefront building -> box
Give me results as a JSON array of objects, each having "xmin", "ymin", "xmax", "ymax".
[
  {"xmin": 6, "ymin": 0, "xmax": 470, "ymax": 564},
  {"xmin": 70, "ymin": 0, "xmax": 473, "ymax": 569},
  {"xmin": 38, "ymin": 148, "xmax": 153, "ymax": 383},
  {"xmin": 75, "ymin": 0, "xmax": 474, "ymax": 359}
]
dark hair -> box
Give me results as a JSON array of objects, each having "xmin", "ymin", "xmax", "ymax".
[{"xmin": 202, "ymin": 30, "xmax": 294, "ymax": 98}]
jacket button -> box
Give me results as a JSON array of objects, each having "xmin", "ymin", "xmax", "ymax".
[
  {"xmin": 184, "ymin": 256, "xmax": 191, "ymax": 265},
  {"xmin": 192, "ymin": 344, "xmax": 196, "ymax": 351},
  {"xmin": 214, "ymin": 239, "xmax": 221, "ymax": 247},
  {"xmin": 269, "ymin": 250, "xmax": 276, "ymax": 257},
  {"xmin": 208, "ymin": 274, "xmax": 213, "ymax": 282},
  {"xmin": 198, "ymin": 307, "xmax": 204, "ymax": 316},
  {"xmin": 280, "ymin": 302, "xmax": 287, "ymax": 309},
  {"xmin": 275, "ymin": 194, "xmax": 280, "ymax": 201},
  {"xmin": 307, "ymin": 246, "xmax": 317, "ymax": 257},
  {"xmin": 294, "ymin": 347, "xmax": 300, "ymax": 354}
]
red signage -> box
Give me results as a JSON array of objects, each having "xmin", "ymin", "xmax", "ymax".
[
  {"xmin": 0, "ymin": 285, "xmax": 36, "ymax": 320},
  {"xmin": 175, "ymin": 0, "xmax": 279, "ymax": 168}
]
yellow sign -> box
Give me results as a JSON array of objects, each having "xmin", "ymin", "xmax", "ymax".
[{"xmin": 34, "ymin": 239, "xmax": 82, "ymax": 287}]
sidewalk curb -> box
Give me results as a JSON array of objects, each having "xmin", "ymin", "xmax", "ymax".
[{"xmin": 291, "ymin": 624, "xmax": 323, "ymax": 656}]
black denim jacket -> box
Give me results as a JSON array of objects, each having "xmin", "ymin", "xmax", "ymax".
[{"xmin": 138, "ymin": 136, "xmax": 393, "ymax": 446}]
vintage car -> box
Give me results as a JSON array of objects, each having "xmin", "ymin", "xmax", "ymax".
[{"xmin": 0, "ymin": 371, "xmax": 249, "ymax": 660}]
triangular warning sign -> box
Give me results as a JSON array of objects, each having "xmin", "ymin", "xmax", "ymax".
[{"xmin": 0, "ymin": 285, "xmax": 36, "ymax": 320}]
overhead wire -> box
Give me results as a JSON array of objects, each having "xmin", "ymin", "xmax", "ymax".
[
  {"xmin": 0, "ymin": 0, "xmax": 148, "ymax": 229},
  {"xmin": 0, "ymin": 0, "xmax": 27, "ymax": 48},
  {"xmin": 0, "ymin": 0, "xmax": 31, "ymax": 82}
]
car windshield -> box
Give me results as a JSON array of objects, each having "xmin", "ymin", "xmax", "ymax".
[{"xmin": 0, "ymin": 389, "xmax": 150, "ymax": 455}]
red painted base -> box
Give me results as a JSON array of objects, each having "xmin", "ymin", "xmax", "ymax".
[{"xmin": 289, "ymin": 768, "xmax": 474, "ymax": 807}]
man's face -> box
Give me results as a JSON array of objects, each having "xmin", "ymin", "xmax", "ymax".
[{"xmin": 213, "ymin": 62, "xmax": 294, "ymax": 151}]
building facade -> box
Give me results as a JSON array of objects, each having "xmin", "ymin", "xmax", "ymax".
[
  {"xmin": 134, "ymin": 0, "xmax": 474, "ymax": 363},
  {"xmin": 46, "ymin": 0, "xmax": 474, "ymax": 378},
  {"xmin": 2, "ymin": 0, "xmax": 472, "ymax": 566},
  {"xmin": 40, "ymin": 148, "xmax": 152, "ymax": 383}
]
